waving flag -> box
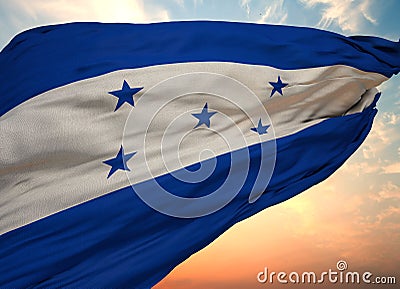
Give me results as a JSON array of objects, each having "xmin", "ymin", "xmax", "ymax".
[{"xmin": 0, "ymin": 21, "xmax": 399, "ymax": 288}]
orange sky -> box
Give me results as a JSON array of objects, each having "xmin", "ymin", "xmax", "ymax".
[{"xmin": 155, "ymin": 117, "xmax": 400, "ymax": 288}]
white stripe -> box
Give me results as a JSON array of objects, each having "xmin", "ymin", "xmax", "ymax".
[{"xmin": 0, "ymin": 62, "xmax": 385, "ymax": 234}]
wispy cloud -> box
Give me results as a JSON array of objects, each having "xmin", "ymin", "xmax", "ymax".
[
  {"xmin": 369, "ymin": 181, "xmax": 400, "ymax": 202},
  {"xmin": 341, "ymin": 113, "xmax": 400, "ymax": 177},
  {"xmin": 357, "ymin": 115, "xmax": 400, "ymax": 164},
  {"xmin": 5, "ymin": 0, "xmax": 169, "ymax": 26},
  {"xmin": 383, "ymin": 112, "xmax": 400, "ymax": 125},
  {"xmin": 175, "ymin": 0, "xmax": 185, "ymax": 8},
  {"xmin": 381, "ymin": 162, "xmax": 400, "ymax": 175},
  {"xmin": 299, "ymin": 0, "xmax": 377, "ymax": 33},
  {"xmin": 341, "ymin": 161, "xmax": 381, "ymax": 176},
  {"xmin": 193, "ymin": 0, "xmax": 204, "ymax": 8},
  {"xmin": 240, "ymin": 0, "xmax": 251, "ymax": 16},
  {"xmin": 0, "ymin": 0, "xmax": 170, "ymax": 49},
  {"xmin": 257, "ymin": 0, "xmax": 288, "ymax": 24}
]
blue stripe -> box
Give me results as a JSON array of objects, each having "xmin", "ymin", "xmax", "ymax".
[
  {"xmin": 0, "ymin": 95, "xmax": 379, "ymax": 288},
  {"xmin": 0, "ymin": 21, "xmax": 399, "ymax": 116}
]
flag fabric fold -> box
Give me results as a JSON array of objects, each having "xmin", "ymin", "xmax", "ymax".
[{"xmin": 0, "ymin": 21, "xmax": 399, "ymax": 288}]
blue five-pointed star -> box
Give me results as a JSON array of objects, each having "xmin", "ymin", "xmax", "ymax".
[
  {"xmin": 269, "ymin": 76, "xmax": 288, "ymax": 97},
  {"xmin": 108, "ymin": 80, "xmax": 143, "ymax": 111},
  {"xmin": 192, "ymin": 103, "xmax": 217, "ymax": 128},
  {"xmin": 251, "ymin": 119, "xmax": 270, "ymax": 135},
  {"xmin": 103, "ymin": 146, "xmax": 137, "ymax": 178}
]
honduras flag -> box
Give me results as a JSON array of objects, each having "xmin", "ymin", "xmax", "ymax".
[{"xmin": 0, "ymin": 21, "xmax": 399, "ymax": 288}]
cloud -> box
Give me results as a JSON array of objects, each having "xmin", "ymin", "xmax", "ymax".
[
  {"xmin": 381, "ymin": 162, "xmax": 400, "ymax": 175},
  {"xmin": 369, "ymin": 182, "xmax": 400, "ymax": 203},
  {"xmin": 369, "ymin": 118, "xmax": 392, "ymax": 146},
  {"xmin": 240, "ymin": 0, "xmax": 251, "ymax": 16},
  {"xmin": 358, "ymin": 182, "xmax": 400, "ymax": 240},
  {"xmin": 356, "ymin": 115, "xmax": 400, "ymax": 164},
  {"xmin": 193, "ymin": 0, "xmax": 204, "ymax": 8},
  {"xmin": 0, "ymin": 0, "xmax": 171, "ymax": 49},
  {"xmin": 341, "ymin": 161, "xmax": 382, "ymax": 176},
  {"xmin": 362, "ymin": 144, "xmax": 375, "ymax": 159},
  {"xmin": 299, "ymin": 0, "xmax": 377, "ymax": 33},
  {"xmin": 382, "ymin": 112, "xmax": 400, "ymax": 125},
  {"xmin": 257, "ymin": 0, "xmax": 288, "ymax": 24},
  {"xmin": 376, "ymin": 206, "xmax": 400, "ymax": 229},
  {"xmin": 341, "ymin": 119, "xmax": 400, "ymax": 177},
  {"xmin": 5, "ymin": 0, "xmax": 169, "ymax": 26},
  {"xmin": 175, "ymin": 0, "xmax": 185, "ymax": 8},
  {"xmin": 362, "ymin": 205, "xmax": 400, "ymax": 230}
]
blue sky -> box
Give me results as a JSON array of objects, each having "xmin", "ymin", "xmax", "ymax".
[
  {"xmin": 1, "ymin": 1, "xmax": 399, "ymax": 288},
  {"xmin": 1, "ymin": 0, "xmax": 400, "ymax": 48}
]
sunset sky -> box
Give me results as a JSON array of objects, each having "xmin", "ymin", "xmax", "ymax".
[{"xmin": 1, "ymin": 0, "xmax": 399, "ymax": 288}]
